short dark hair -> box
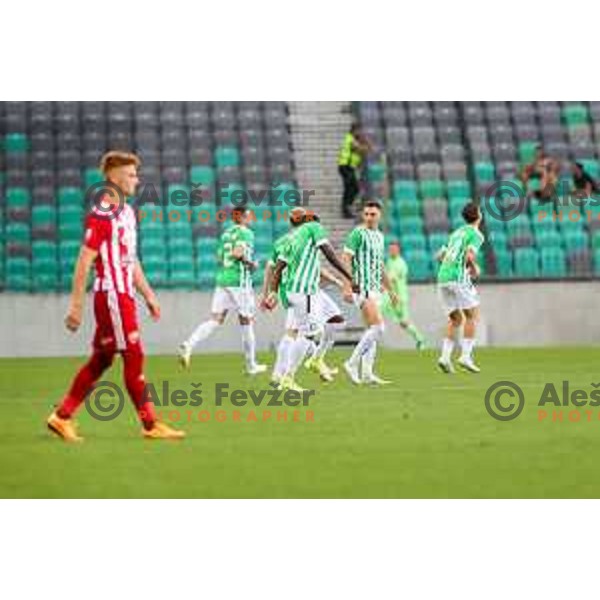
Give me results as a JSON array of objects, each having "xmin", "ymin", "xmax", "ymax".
[
  {"xmin": 462, "ymin": 202, "xmax": 480, "ymax": 224},
  {"xmin": 363, "ymin": 199, "xmax": 383, "ymax": 211}
]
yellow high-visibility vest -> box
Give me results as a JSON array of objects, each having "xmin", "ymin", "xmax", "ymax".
[{"xmin": 338, "ymin": 133, "xmax": 362, "ymax": 169}]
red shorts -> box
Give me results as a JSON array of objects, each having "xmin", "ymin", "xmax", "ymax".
[{"xmin": 93, "ymin": 291, "xmax": 140, "ymax": 353}]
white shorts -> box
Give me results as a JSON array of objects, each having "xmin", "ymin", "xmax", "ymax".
[
  {"xmin": 211, "ymin": 287, "xmax": 255, "ymax": 318},
  {"xmin": 315, "ymin": 289, "xmax": 342, "ymax": 323},
  {"xmin": 286, "ymin": 292, "xmax": 321, "ymax": 336},
  {"xmin": 352, "ymin": 289, "xmax": 381, "ymax": 309},
  {"xmin": 438, "ymin": 282, "xmax": 480, "ymax": 314}
]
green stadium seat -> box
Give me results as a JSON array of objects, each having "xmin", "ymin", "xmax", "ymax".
[
  {"xmin": 58, "ymin": 187, "xmax": 84, "ymax": 207},
  {"xmin": 215, "ymin": 146, "xmax": 240, "ymax": 169},
  {"xmin": 563, "ymin": 229, "xmax": 588, "ymax": 251},
  {"xmin": 59, "ymin": 241, "xmax": 81, "ymax": 270},
  {"xmin": 404, "ymin": 250, "xmax": 432, "ymax": 281},
  {"xmin": 488, "ymin": 230, "xmax": 508, "ymax": 250},
  {"xmin": 219, "ymin": 183, "xmax": 245, "ymax": 207},
  {"xmin": 594, "ymin": 249, "xmax": 600, "ymax": 275},
  {"xmin": 419, "ymin": 179, "xmax": 445, "ymax": 200},
  {"xmin": 5, "ymin": 222, "xmax": 30, "ymax": 244},
  {"xmin": 427, "ymin": 232, "xmax": 448, "ymax": 254},
  {"xmin": 401, "ymin": 232, "xmax": 427, "ymax": 252},
  {"xmin": 169, "ymin": 260, "xmax": 196, "ymax": 288},
  {"xmin": 32, "ymin": 240, "xmax": 57, "ymax": 261},
  {"xmin": 5, "ymin": 257, "xmax": 31, "ymax": 291},
  {"xmin": 367, "ymin": 162, "xmax": 386, "ymax": 182},
  {"xmin": 32, "ymin": 257, "xmax": 59, "ymax": 292},
  {"xmin": 6, "ymin": 187, "xmax": 31, "ymax": 210},
  {"xmin": 394, "ymin": 197, "xmax": 421, "ymax": 218},
  {"xmin": 58, "ymin": 220, "xmax": 83, "ymax": 241},
  {"xmin": 32, "ymin": 205, "xmax": 56, "ymax": 229},
  {"xmin": 474, "ymin": 161, "xmax": 495, "ymax": 181},
  {"xmin": 4, "ymin": 133, "xmax": 29, "ymax": 152},
  {"xmin": 563, "ymin": 104, "xmax": 589, "ymax": 126},
  {"xmin": 540, "ymin": 247, "xmax": 566, "ymax": 278},
  {"xmin": 397, "ymin": 215, "xmax": 424, "ymax": 235},
  {"xmin": 493, "ymin": 249, "xmax": 512, "ymax": 278},
  {"xmin": 84, "ymin": 168, "xmax": 104, "ymax": 188},
  {"xmin": 514, "ymin": 247, "xmax": 540, "ymax": 278},
  {"xmin": 518, "ymin": 141, "xmax": 538, "ymax": 165},
  {"xmin": 535, "ymin": 229, "xmax": 562, "ymax": 249},
  {"xmin": 190, "ymin": 166, "xmax": 216, "ymax": 186},
  {"xmin": 393, "ymin": 180, "xmax": 418, "ymax": 202},
  {"xmin": 447, "ymin": 180, "xmax": 471, "ymax": 201}
]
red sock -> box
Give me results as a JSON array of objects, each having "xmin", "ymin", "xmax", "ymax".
[
  {"xmin": 122, "ymin": 346, "xmax": 156, "ymax": 430},
  {"xmin": 57, "ymin": 350, "xmax": 114, "ymax": 419}
]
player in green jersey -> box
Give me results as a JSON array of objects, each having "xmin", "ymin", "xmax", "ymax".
[
  {"xmin": 266, "ymin": 211, "xmax": 355, "ymax": 390},
  {"xmin": 261, "ymin": 209, "xmax": 347, "ymax": 386},
  {"xmin": 380, "ymin": 240, "xmax": 426, "ymax": 349},
  {"xmin": 178, "ymin": 206, "xmax": 267, "ymax": 375},
  {"xmin": 342, "ymin": 200, "xmax": 398, "ymax": 385},
  {"xmin": 436, "ymin": 201, "xmax": 484, "ymax": 374}
]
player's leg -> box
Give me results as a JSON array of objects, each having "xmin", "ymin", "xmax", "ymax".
[
  {"xmin": 399, "ymin": 318, "xmax": 426, "ymax": 349},
  {"xmin": 439, "ymin": 309, "xmax": 464, "ymax": 374},
  {"xmin": 236, "ymin": 288, "xmax": 266, "ymax": 375},
  {"xmin": 178, "ymin": 287, "xmax": 228, "ymax": 369},
  {"xmin": 48, "ymin": 293, "xmax": 116, "ymax": 442},
  {"xmin": 117, "ymin": 295, "xmax": 184, "ymax": 439},
  {"xmin": 457, "ymin": 305, "xmax": 480, "ymax": 373},
  {"xmin": 271, "ymin": 307, "xmax": 297, "ymax": 384},
  {"xmin": 344, "ymin": 295, "xmax": 386, "ymax": 385},
  {"xmin": 307, "ymin": 291, "xmax": 344, "ymax": 380},
  {"xmin": 282, "ymin": 293, "xmax": 316, "ymax": 390}
]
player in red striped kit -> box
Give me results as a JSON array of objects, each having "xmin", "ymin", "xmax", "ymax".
[{"xmin": 47, "ymin": 151, "xmax": 184, "ymax": 441}]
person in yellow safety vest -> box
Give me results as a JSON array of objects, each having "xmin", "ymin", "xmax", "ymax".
[{"xmin": 338, "ymin": 124, "xmax": 372, "ymax": 218}]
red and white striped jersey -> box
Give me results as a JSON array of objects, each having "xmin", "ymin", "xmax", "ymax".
[{"xmin": 84, "ymin": 203, "xmax": 138, "ymax": 297}]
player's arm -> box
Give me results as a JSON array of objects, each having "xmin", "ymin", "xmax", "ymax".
[
  {"xmin": 465, "ymin": 247, "xmax": 480, "ymax": 279},
  {"xmin": 259, "ymin": 261, "xmax": 274, "ymax": 310},
  {"xmin": 435, "ymin": 245, "xmax": 447, "ymax": 262},
  {"xmin": 340, "ymin": 250, "xmax": 356, "ymax": 303},
  {"xmin": 133, "ymin": 260, "xmax": 160, "ymax": 321},
  {"xmin": 65, "ymin": 245, "xmax": 97, "ymax": 332},
  {"xmin": 319, "ymin": 243, "xmax": 354, "ymax": 287},
  {"xmin": 231, "ymin": 243, "xmax": 258, "ymax": 272},
  {"xmin": 320, "ymin": 266, "xmax": 344, "ymax": 290}
]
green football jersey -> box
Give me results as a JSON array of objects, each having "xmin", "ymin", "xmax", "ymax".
[
  {"xmin": 437, "ymin": 224, "xmax": 484, "ymax": 285},
  {"xmin": 386, "ymin": 255, "xmax": 409, "ymax": 300},
  {"xmin": 344, "ymin": 226, "xmax": 385, "ymax": 292},
  {"xmin": 268, "ymin": 232, "xmax": 292, "ymax": 307},
  {"xmin": 215, "ymin": 224, "xmax": 254, "ymax": 288},
  {"xmin": 280, "ymin": 221, "xmax": 328, "ymax": 295}
]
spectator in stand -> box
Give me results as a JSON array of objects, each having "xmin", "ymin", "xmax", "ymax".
[
  {"xmin": 338, "ymin": 124, "xmax": 372, "ymax": 218},
  {"xmin": 523, "ymin": 145, "xmax": 559, "ymax": 203},
  {"xmin": 572, "ymin": 162, "xmax": 599, "ymax": 198}
]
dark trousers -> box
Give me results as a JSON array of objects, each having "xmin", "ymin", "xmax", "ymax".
[{"xmin": 338, "ymin": 165, "xmax": 359, "ymax": 215}]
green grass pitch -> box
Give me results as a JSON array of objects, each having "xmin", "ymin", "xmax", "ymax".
[{"xmin": 0, "ymin": 346, "xmax": 599, "ymax": 498}]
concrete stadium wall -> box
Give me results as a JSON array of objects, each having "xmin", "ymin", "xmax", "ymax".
[{"xmin": 0, "ymin": 281, "xmax": 598, "ymax": 358}]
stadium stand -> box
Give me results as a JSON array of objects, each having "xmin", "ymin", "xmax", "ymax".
[
  {"xmin": 0, "ymin": 101, "xmax": 296, "ymax": 292},
  {"xmin": 3, "ymin": 101, "xmax": 600, "ymax": 292},
  {"xmin": 354, "ymin": 101, "xmax": 600, "ymax": 281}
]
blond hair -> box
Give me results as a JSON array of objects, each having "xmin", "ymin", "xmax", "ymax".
[{"xmin": 100, "ymin": 151, "xmax": 141, "ymax": 175}]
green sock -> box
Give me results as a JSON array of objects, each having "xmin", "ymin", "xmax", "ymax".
[{"xmin": 405, "ymin": 323, "xmax": 424, "ymax": 344}]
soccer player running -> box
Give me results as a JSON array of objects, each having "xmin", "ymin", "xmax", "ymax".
[
  {"xmin": 436, "ymin": 201, "xmax": 484, "ymax": 374},
  {"xmin": 380, "ymin": 240, "xmax": 426, "ymax": 350},
  {"xmin": 178, "ymin": 206, "xmax": 267, "ymax": 375},
  {"xmin": 342, "ymin": 200, "xmax": 398, "ymax": 385},
  {"xmin": 47, "ymin": 152, "xmax": 184, "ymax": 441},
  {"xmin": 265, "ymin": 211, "xmax": 355, "ymax": 390}
]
